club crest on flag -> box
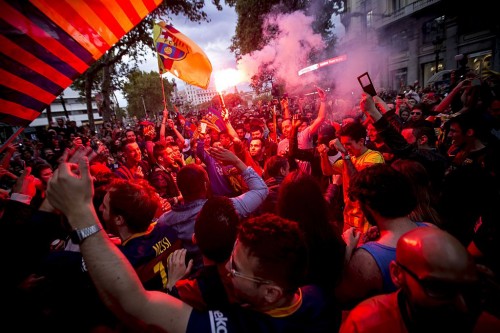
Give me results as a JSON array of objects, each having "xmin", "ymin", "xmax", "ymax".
[
  {"xmin": 153, "ymin": 21, "xmax": 212, "ymax": 89},
  {"xmin": 156, "ymin": 39, "xmax": 187, "ymax": 61}
]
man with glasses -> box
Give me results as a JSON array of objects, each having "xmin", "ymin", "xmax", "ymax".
[
  {"xmin": 46, "ymin": 157, "xmax": 340, "ymax": 332},
  {"xmin": 340, "ymin": 227, "xmax": 499, "ymax": 332}
]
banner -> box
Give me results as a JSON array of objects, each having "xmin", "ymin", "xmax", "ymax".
[
  {"xmin": 201, "ymin": 107, "xmax": 227, "ymax": 133},
  {"xmin": 153, "ymin": 21, "xmax": 212, "ymax": 89},
  {"xmin": 0, "ymin": 0, "xmax": 163, "ymax": 127}
]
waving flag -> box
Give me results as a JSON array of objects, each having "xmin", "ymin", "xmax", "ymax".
[
  {"xmin": 153, "ymin": 21, "xmax": 212, "ymax": 89},
  {"xmin": 201, "ymin": 107, "xmax": 227, "ymax": 133},
  {"xmin": 0, "ymin": 0, "xmax": 163, "ymax": 128}
]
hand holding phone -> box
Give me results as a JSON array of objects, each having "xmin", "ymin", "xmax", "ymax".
[
  {"xmin": 357, "ymin": 72, "xmax": 377, "ymax": 96},
  {"xmin": 200, "ymin": 122, "xmax": 207, "ymax": 134}
]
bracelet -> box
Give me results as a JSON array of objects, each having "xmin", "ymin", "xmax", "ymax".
[
  {"xmin": 320, "ymin": 99, "xmax": 326, "ymax": 102},
  {"xmin": 342, "ymin": 154, "xmax": 351, "ymax": 160}
]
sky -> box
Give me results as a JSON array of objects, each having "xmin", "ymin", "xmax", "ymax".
[
  {"xmin": 139, "ymin": 3, "xmax": 240, "ymax": 88},
  {"xmin": 117, "ymin": 3, "xmax": 346, "ymax": 106}
]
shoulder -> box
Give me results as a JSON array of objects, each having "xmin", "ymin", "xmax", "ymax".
[
  {"xmin": 356, "ymin": 149, "xmax": 385, "ymax": 166},
  {"xmin": 341, "ymin": 293, "xmax": 402, "ymax": 333},
  {"xmin": 349, "ymin": 247, "xmax": 380, "ymax": 272}
]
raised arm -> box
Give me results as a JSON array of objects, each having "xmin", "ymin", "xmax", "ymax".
[
  {"xmin": 280, "ymin": 96, "xmax": 291, "ymax": 120},
  {"xmin": 47, "ymin": 157, "xmax": 192, "ymax": 333},
  {"xmin": 168, "ymin": 119, "xmax": 186, "ymax": 149},
  {"xmin": 308, "ymin": 86, "xmax": 327, "ymax": 135},
  {"xmin": 207, "ymin": 146, "xmax": 268, "ymax": 217},
  {"xmin": 289, "ymin": 115, "xmax": 314, "ymax": 162},
  {"xmin": 0, "ymin": 144, "xmax": 17, "ymax": 169},
  {"xmin": 159, "ymin": 109, "xmax": 168, "ymax": 142},
  {"xmin": 221, "ymin": 108, "xmax": 238, "ymax": 140},
  {"xmin": 433, "ymin": 79, "xmax": 470, "ymax": 114}
]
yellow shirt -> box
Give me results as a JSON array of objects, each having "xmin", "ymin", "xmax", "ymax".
[{"xmin": 332, "ymin": 149, "xmax": 385, "ymax": 232}]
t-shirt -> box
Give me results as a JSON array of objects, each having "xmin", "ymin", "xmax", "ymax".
[
  {"xmin": 332, "ymin": 149, "xmax": 384, "ymax": 232},
  {"xmin": 186, "ymin": 285, "xmax": 340, "ymax": 333},
  {"xmin": 340, "ymin": 292, "xmax": 407, "ymax": 333}
]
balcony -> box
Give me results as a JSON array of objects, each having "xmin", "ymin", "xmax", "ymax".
[{"xmin": 372, "ymin": 0, "xmax": 441, "ymax": 29}]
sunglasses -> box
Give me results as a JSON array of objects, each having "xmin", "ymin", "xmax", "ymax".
[
  {"xmin": 228, "ymin": 253, "xmax": 274, "ymax": 285},
  {"xmin": 397, "ymin": 262, "xmax": 476, "ymax": 299},
  {"xmin": 411, "ymin": 112, "xmax": 422, "ymax": 115}
]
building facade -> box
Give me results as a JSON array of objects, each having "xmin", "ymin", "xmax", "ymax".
[
  {"xmin": 30, "ymin": 87, "xmax": 102, "ymax": 128},
  {"xmin": 340, "ymin": 0, "xmax": 498, "ymax": 92},
  {"xmin": 184, "ymin": 82, "xmax": 219, "ymax": 106}
]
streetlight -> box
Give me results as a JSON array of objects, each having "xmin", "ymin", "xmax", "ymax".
[
  {"xmin": 110, "ymin": 101, "xmax": 115, "ymax": 122},
  {"xmin": 432, "ymin": 36, "xmax": 443, "ymax": 74},
  {"xmin": 141, "ymin": 94, "xmax": 148, "ymax": 119}
]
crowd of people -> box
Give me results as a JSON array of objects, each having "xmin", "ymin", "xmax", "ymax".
[{"xmin": 1, "ymin": 71, "xmax": 500, "ymax": 332}]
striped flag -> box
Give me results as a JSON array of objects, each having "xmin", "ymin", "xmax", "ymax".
[
  {"xmin": 0, "ymin": 0, "xmax": 163, "ymax": 127},
  {"xmin": 153, "ymin": 21, "xmax": 212, "ymax": 89}
]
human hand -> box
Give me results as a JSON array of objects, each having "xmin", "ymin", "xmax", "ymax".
[
  {"xmin": 207, "ymin": 146, "xmax": 239, "ymax": 166},
  {"xmin": 167, "ymin": 119, "xmax": 175, "ymax": 129},
  {"xmin": 342, "ymin": 227, "xmax": 361, "ymax": 250},
  {"xmin": 47, "ymin": 157, "xmax": 94, "ymax": 219},
  {"xmin": 359, "ymin": 93, "xmax": 377, "ymax": 114},
  {"xmin": 6, "ymin": 143, "xmax": 17, "ymax": 153},
  {"xmin": 12, "ymin": 167, "xmax": 38, "ymax": 197},
  {"xmin": 163, "ymin": 109, "xmax": 168, "ymax": 117},
  {"xmin": 331, "ymin": 139, "xmax": 346, "ymax": 154},
  {"xmin": 221, "ymin": 108, "xmax": 229, "ymax": 121},
  {"xmin": 59, "ymin": 146, "xmax": 97, "ymax": 168},
  {"xmin": 166, "ymin": 249, "xmax": 193, "ymax": 290},
  {"xmin": 280, "ymin": 97, "xmax": 289, "ymax": 110},
  {"xmin": 316, "ymin": 86, "xmax": 326, "ymax": 101},
  {"xmin": 317, "ymin": 144, "xmax": 329, "ymax": 156},
  {"xmin": 292, "ymin": 114, "xmax": 302, "ymax": 129},
  {"xmin": 363, "ymin": 226, "xmax": 380, "ymax": 243},
  {"xmin": 0, "ymin": 166, "xmax": 17, "ymax": 180}
]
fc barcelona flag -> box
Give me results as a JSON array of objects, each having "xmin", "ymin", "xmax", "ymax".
[
  {"xmin": 153, "ymin": 21, "xmax": 212, "ymax": 89},
  {"xmin": 0, "ymin": 0, "xmax": 163, "ymax": 128}
]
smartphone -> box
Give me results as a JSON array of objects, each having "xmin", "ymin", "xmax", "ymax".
[
  {"xmin": 200, "ymin": 122, "xmax": 207, "ymax": 134},
  {"xmin": 357, "ymin": 72, "xmax": 377, "ymax": 96}
]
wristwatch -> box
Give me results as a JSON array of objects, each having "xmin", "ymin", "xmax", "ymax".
[
  {"xmin": 70, "ymin": 224, "xmax": 103, "ymax": 244},
  {"xmin": 342, "ymin": 154, "xmax": 351, "ymax": 160}
]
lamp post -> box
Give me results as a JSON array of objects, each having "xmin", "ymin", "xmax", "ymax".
[
  {"xmin": 110, "ymin": 101, "xmax": 116, "ymax": 123},
  {"xmin": 141, "ymin": 94, "xmax": 148, "ymax": 119},
  {"xmin": 433, "ymin": 36, "xmax": 443, "ymax": 74}
]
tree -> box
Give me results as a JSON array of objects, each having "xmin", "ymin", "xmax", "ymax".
[
  {"xmin": 227, "ymin": 0, "xmax": 344, "ymax": 59},
  {"xmin": 227, "ymin": 0, "xmax": 344, "ymax": 93},
  {"xmin": 122, "ymin": 70, "xmax": 175, "ymax": 120},
  {"xmin": 71, "ymin": 0, "xmax": 223, "ymax": 131},
  {"xmin": 210, "ymin": 93, "xmax": 243, "ymax": 109}
]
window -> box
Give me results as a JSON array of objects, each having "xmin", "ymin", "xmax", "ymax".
[{"xmin": 422, "ymin": 16, "xmax": 445, "ymax": 45}]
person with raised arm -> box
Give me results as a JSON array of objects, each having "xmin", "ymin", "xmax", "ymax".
[{"xmin": 47, "ymin": 158, "xmax": 339, "ymax": 332}]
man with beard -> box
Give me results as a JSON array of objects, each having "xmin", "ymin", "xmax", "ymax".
[
  {"xmin": 248, "ymin": 138, "xmax": 265, "ymax": 169},
  {"xmin": 340, "ymin": 227, "xmax": 499, "ymax": 332},
  {"xmin": 114, "ymin": 142, "xmax": 150, "ymax": 180},
  {"xmin": 335, "ymin": 164, "xmax": 434, "ymax": 309}
]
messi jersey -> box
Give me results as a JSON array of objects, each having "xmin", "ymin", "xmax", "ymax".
[{"xmin": 122, "ymin": 222, "xmax": 182, "ymax": 291}]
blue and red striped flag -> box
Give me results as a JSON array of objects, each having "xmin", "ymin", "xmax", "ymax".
[
  {"xmin": 153, "ymin": 21, "xmax": 212, "ymax": 89},
  {"xmin": 201, "ymin": 107, "xmax": 227, "ymax": 133},
  {"xmin": 0, "ymin": 0, "xmax": 163, "ymax": 127}
]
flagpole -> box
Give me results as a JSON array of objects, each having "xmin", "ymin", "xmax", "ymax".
[
  {"xmin": 159, "ymin": 73, "xmax": 168, "ymax": 119},
  {"xmin": 0, "ymin": 127, "xmax": 25, "ymax": 155}
]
